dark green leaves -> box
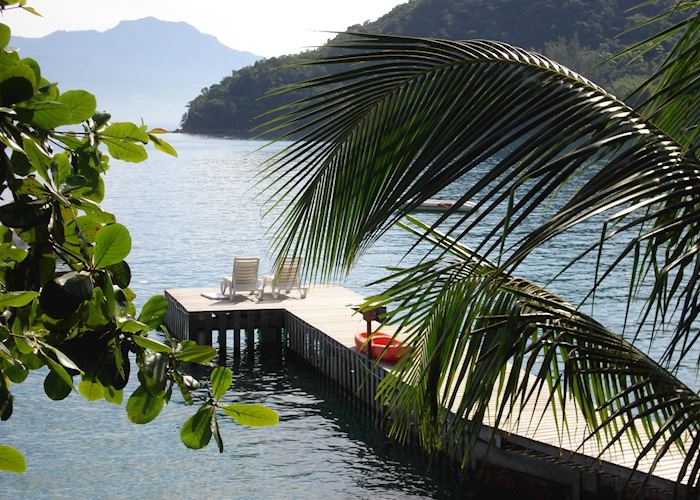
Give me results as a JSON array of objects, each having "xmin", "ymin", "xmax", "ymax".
[
  {"xmin": 0, "ymin": 17, "xmax": 185, "ymax": 474},
  {"xmin": 39, "ymin": 272, "xmax": 93, "ymax": 319},
  {"xmin": 174, "ymin": 341, "xmax": 216, "ymax": 364},
  {"xmin": 0, "ymin": 445, "xmax": 25, "ymax": 473},
  {"xmin": 138, "ymin": 294, "xmax": 167, "ymax": 330},
  {"xmin": 22, "ymin": 100, "xmax": 71, "ymax": 129},
  {"xmin": 131, "ymin": 335, "xmax": 170, "ymax": 353},
  {"xmin": 0, "ymin": 60, "xmax": 35, "ymax": 106},
  {"xmin": 0, "ymin": 291, "xmax": 38, "ymax": 308},
  {"xmin": 126, "ymin": 386, "xmax": 165, "ymax": 424},
  {"xmin": 43, "ymin": 370, "xmax": 72, "ymax": 401},
  {"xmin": 93, "ymin": 223, "xmax": 131, "ymax": 269},
  {"xmin": 180, "ymin": 405, "xmax": 214, "ymax": 449}
]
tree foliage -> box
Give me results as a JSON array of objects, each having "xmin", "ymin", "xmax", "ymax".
[
  {"xmin": 0, "ymin": 4, "xmax": 276, "ymax": 473},
  {"xmin": 181, "ymin": 0, "xmax": 670, "ymax": 136}
]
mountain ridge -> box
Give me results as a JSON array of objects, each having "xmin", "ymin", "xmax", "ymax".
[
  {"xmin": 12, "ymin": 17, "xmax": 262, "ymax": 128},
  {"xmin": 180, "ymin": 0, "xmax": 669, "ymax": 136}
]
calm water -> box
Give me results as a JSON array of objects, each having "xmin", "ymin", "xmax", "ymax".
[
  {"xmin": 1, "ymin": 134, "xmax": 695, "ymax": 497},
  {"xmin": 0, "ymin": 135, "xmax": 486, "ymax": 499}
]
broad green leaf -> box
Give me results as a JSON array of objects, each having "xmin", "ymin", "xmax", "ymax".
[
  {"xmin": 138, "ymin": 294, "xmax": 167, "ymax": 330},
  {"xmin": 221, "ymin": 403, "xmax": 278, "ymax": 427},
  {"xmin": 101, "ymin": 137, "xmax": 148, "ymax": 162},
  {"xmin": 103, "ymin": 122, "xmax": 149, "ymax": 143},
  {"xmin": 210, "ymin": 366, "xmax": 232, "ymax": 401},
  {"xmin": 93, "ymin": 223, "xmax": 131, "ymax": 269},
  {"xmin": 58, "ymin": 90, "xmax": 96, "ymax": 124},
  {"xmin": 104, "ymin": 386, "xmax": 123, "ymax": 405},
  {"xmin": 147, "ymin": 128, "xmax": 169, "ymax": 134},
  {"xmin": 43, "ymin": 369, "xmax": 72, "ymax": 400},
  {"xmin": 78, "ymin": 379, "xmax": 104, "ymax": 401},
  {"xmin": 22, "ymin": 139, "xmax": 51, "ymax": 181},
  {"xmin": 4, "ymin": 364, "xmax": 27, "ymax": 383},
  {"xmin": 105, "ymin": 260, "xmax": 131, "ymax": 288},
  {"xmin": 126, "ymin": 385, "xmax": 165, "ymax": 424},
  {"xmin": 180, "ymin": 406, "xmax": 214, "ymax": 449},
  {"xmin": 0, "ymin": 202, "xmax": 48, "ymax": 229},
  {"xmin": 131, "ymin": 335, "xmax": 170, "ymax": 353},
  {"xmin": 175, "ymin": 343, "xmax": 216, "ymax": 364},
  {"xmin": 21, "ymin": 6, "xmax": 41, "ymax": 16},
  {"xmin": 10, "ymin": 150, "xmax": 32, "ymax": 176},
  {"xmin": 39, "ymin": 272, "xmax": 92, "ymax": 319},
  {"xmin": 8, "ymin": 176, "xmax": 49, "ymax": 197},
  {"xmin": 60, "ymin": 175, "xmax": 87, "ymax": 193},
  {"xmin": 22, "ymin": 100, "xmax": 71, "ymax": 129},
  {"xmin": 119, "ymin": 319, "xmax": 149, "ymax": 334},
  {"xmin": 0, "ymin": 445, "xmax": 25, "ymax": 473},
  {"xmin": 0, "ymin": 291, "xmax": 38, "ymax": 308},
  {"xmin": 44, "ymin": 356, "xmax": 74, "ymax": 390},
  {"xmin": 55, "ymin": 272, "xmax": 93, "ymax": 299},
  {"xmin": 0, "ymin": 24, "xmax": 10, "ymax": 49},
  {"xmin": 0, "ymin": 61, "xmax": 35, "ymax": 106},
  {"xmin": 101, "ymin": 123, "xmax": 149, "ymax": 162},
  {"xmin": 148, "ymin": 133, "xmax": 177, "ymax": 157},
  {"xmin": 19, "ymin": 58, "xmax": 40, "ymax": 85}
]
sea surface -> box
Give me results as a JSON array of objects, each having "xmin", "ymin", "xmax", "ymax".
[{"xmin": 1, "ymin": 134, "xmax": 695, "ymax": 498}]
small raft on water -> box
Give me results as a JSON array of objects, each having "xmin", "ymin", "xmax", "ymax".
[
  {"xmin": 354, "ymin": 331, "xmax": 409, "ymax": 362},
  {"xmin": 407, "ymin": 199, "xmax": 477, "ymax": 213}
]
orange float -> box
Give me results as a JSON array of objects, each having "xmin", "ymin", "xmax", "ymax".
[{"xmin": 354, "ymin": 331, "xmax": 408, "ymax": 362}]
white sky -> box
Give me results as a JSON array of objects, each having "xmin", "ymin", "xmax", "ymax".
[{"xmin": 4, "ymin": 0, "xmax": 407, "ymax": 57}]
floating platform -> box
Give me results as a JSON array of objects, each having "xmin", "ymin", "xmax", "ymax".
[{"xmin": 165, "ymin": 285, "xmax": 690, "ymax": 498}]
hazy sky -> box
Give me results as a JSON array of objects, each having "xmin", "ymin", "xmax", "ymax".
[{"xmin": 5, "ymin": 0, "xmax": 407, "ymax": 57}]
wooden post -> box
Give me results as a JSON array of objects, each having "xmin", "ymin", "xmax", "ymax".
[{"xmin": 217, "ymin": 313, "xmax": 228, "ymax": 351}]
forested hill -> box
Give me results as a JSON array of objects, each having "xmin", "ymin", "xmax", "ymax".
[{"xmin": 180, "ymin": 0, "xmax": 667, "ymax": 135}]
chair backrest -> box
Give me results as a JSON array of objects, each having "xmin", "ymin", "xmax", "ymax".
[
  {"xmin": 233, "ymin": 257, "xmax": 259, "ymax": 285},
  {"xmin": 273, "ymin": 257, "xmax": 302, "ymax": 287}
]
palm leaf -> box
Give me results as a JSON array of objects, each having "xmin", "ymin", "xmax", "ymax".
[
  {"xmin": 623, "ymin": 0, "xmax": 700, "ymax": 153},
  {"xmin": 261, "ymin": 33, "xmax": 700, "ymax": 368},
  {"xmin": 259, "ymin": 32, "xmax": 700, "ymax": 486},
  {"xmin": 365, "ymin": 217, "xmax": 700, "ymax": 486}
]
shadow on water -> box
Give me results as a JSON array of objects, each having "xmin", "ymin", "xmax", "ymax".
[{"xmin": 183, "ymin": 328, "xmax": 563, "ymax": 500}]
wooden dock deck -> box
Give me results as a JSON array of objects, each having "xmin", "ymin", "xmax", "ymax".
[{"xmin": 165, "ymin": 285, "xmax": 689, "ymax": 498}]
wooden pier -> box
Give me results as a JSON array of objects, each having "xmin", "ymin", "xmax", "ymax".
[{"xmin": 165, "ymin": 285, "xmax": 690, "ymax": 498}]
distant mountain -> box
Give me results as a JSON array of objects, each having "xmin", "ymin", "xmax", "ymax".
[
  {"xmin": 180, "ymin": 0, "xmax": 669, "ymax": 136},
  {"xmin": 12, "ymin": 17, "xmax": 262, "ymax": 128}
]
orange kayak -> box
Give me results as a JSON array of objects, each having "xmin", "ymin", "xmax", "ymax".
[{"xmin": 354, "ymin": 331, "xmax": 407, "ymax": 362}]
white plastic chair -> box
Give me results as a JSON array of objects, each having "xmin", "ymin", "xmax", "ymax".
[
  {"xmin": 220, "ymin": 257, "xmax": 263, "ymax": 300},
  {"xmin": 267, "ymin": 257, "xmax": 307, "ymax": 299}
]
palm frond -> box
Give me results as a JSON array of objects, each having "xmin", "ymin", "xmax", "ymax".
[
  {"xmin": 261, "ymin": 33, "xmax": 700, "ymax": 369},
  {"xmin": 366, "ymin": 217, "xmax": 700, "ymax": 486},
  {"xmin": 624, "ymin": 0, "xmax": 700, "ymax": 154}
]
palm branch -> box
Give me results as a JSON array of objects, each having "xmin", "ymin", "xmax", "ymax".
[
  {"xmin": 259, "ymin": 32, "xmax": 700, "ymax": 485},
  {"xmin": 367, "ymin": 217, "xmax": 700, "ymax": 487},
  {"xmin": 624, "ymin": 0, "xmax": 700, "ymax": 153}
]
